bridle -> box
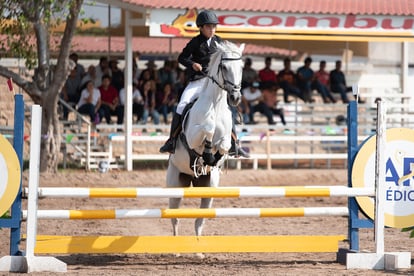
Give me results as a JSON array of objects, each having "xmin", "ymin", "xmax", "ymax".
[{"xmin": 202, "ymin": 54, "xmax": 242, "ymax": 95}]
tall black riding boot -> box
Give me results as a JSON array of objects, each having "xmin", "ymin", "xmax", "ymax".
[
  {"xmin": 159, "ymin": 113, "xmax": 181, "ymax": 154},
  {"xmin": 229, "ymin": 124, "xmax": 250, "ymax": 158}
]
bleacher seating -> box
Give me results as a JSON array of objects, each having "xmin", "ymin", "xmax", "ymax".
[{"xmin": 94, "ymin": 98, "xmax": 413, "ymax": 170}]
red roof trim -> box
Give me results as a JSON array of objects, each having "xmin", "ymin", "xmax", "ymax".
[
  {"xmin": 69, "ymin": 36, "xmax": 297, "ymax": 57},
  {"xmin": 117, "ymin": 0, "xmax": 414, "ymax": 16}
]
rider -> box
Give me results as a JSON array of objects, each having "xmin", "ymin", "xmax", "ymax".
[{"xmin": 159, "ymin": 10, "xmax": 249, "ymax": 158}]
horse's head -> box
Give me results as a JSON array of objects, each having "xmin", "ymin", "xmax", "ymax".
[{"xmin": 210, "ymin": 41, "xmax": 245, "ymax": 106}]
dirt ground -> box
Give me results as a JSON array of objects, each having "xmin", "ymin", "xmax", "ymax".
[{"xmin": 1, "ymin": 168, "xmax": 413, "ymax": 275}]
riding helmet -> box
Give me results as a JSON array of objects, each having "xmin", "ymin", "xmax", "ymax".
[{"xmin": 196, "ymin": 10, "xmax": 219, "ymax": 27}]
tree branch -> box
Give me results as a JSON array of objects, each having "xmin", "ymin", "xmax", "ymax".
[
  {"xmin": 0, "ymin": 65, "xmax": 41, "ymax": 101},
  {"xmin": 53, "ymin": 0, "xmax": 83, "ymax": 87}
]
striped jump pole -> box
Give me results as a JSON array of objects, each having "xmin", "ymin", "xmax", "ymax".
[
  {"xmin": 26, "ymin": 186, "xmax": 375, "ymax": 198},
  {"xmin": 22, "ymin": 207, "xmax": 349, "ymax": 220}
]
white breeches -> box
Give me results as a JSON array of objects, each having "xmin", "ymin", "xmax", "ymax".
[{"xmin": 176, "ymin": 78, "xmax": 208, "ymax": 115}]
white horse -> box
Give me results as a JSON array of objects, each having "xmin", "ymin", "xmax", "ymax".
[{"xmin": 166, "ymin": 41, "xmax": 245, "ymax": 238}]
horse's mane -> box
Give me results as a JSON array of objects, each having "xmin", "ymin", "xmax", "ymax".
[{"xmin": 208, "ymin": 41, "xmax": 241, "ymax": 76}]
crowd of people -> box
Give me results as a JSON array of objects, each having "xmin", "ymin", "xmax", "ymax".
[
  {"xmin": 236, "ymin": 56, "xmax": 365, "ymax": 126},
  {"xmin": 60, "ymin": 52, "xmax": 360, "ymax": 129},
  {"xmin": 60, "ymin": 52, "xmax": 186, "ymax": 129}
]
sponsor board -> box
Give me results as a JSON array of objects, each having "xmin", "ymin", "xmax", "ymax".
[
  {"xmin": 352, "ymin": 128, "xmax": 414, "ymax": 228},
  {"xmin": 0, "ymin": 134, "xmax": 21, "ymax": 216},
  {"xmin": 150, "ymin": 9, "xmax": 414, "ymax": 41}
]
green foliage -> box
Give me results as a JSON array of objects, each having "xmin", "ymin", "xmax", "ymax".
[
  {"xmin": 0, "ymin": 0, "xmax": 76, "ymax": 68},
  {"xmin": 0, "ymin": 211, "xmax": 10, "ymax": 229},
  {"xmin": 1, "ymin": 210, "xmax": 10, "ymax": 219},
  {"xmin": 401, "ymin": 226, "xmax": 414, "ymax": 238},
  {"xmin": 0, "ymin": 0, "xmax": 84, "ymax": 172}
]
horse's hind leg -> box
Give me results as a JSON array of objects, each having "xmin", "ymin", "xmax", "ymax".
[
  {"xmin": 167, "ymin": 162, "xmax": 182, "ymax": 237},
  {"xmin": 169, "ymin": 197, "xmax": 182, "ymax": 257},
  {"xmin": 167, "ymin": 163, "xmax": 192, "ymax": 237}
]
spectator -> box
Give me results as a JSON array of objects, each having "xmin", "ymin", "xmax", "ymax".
[
  {"xmin": 258, "ymin": 56, "xmax": 277, "ymax": 88},
  {"xmin": 242, "ymin": 57, "xmax": 258, "ymax": 89},
  {"xmin": 119, "ymin": 82, "xmax": 144, "ymax": 123},
  {"xmin": 278, "ymin": 58, "xmax": 305, "ymax": 103},
  {"xmin": 138, "ymin": 69, "xmax": 152, "ymax": 89},
  {"xmin": 133, "ymin": 51, "xmax": 141, "ymax": 82},
  {"xmin": 313, "ymin": 60, "xmax": 337, "ymax": 103},
  {"xmin": 157, "ymin": 60, "xmax": 175, "ymax": 89},
  {"xmin": 237, "ymin": 99, "xmax": 250, "ymax": 125},
  {"xmin": 95, "ymin": 56, "xmax": 110, "ymax": 88},
  {"xmin": 140, "ymin": 80, "xmax": 160, "ymax": 126},
  {"xmin": 81, "ymin": 65, "xmax": 99, "ymax": 89},
  {"xmin": 69, "ymin": 52, "xmax": 85, "ymax": 82},
  {"xmin": 156, "ymin": 82, "xmax": 177, "ymax": 124},
  {"xmin": 262, "ymin": 85, "xmax": 287, "ymax": 126},
  {"xmin": 77, "ymin": 80, "xmax": 101, "ymax": 123},
  {"xmin": 139, "ymin": 60, "xmax": 159, "ymax": 84},
  {"xmin": 241, "ymin": 82, "xmax": 276, "ymax": 125},
  {"xmin": 174, "ymin": 70, "xmax": 187, "ymax": 99},
  {"xmin": 98, "ymin": 75, "xmax": 123, "ymax": 124},
  {"xmin": 109, "ymin": 58, "xmax": 124, "ymax": 92},
  {"xmin": 329, "ymin": 60, "xmax": 365, "ymax": 103},
  {"xmin": 170, "ymin": 60, "xmax": 183, "ymax": 86},
  {"xmin": 60, "ymin": 67, "xmax": 81, "ymax": 120},
  {"xmin": 296, "ymin": 57, "xmax": 315, "ymax": 103}
]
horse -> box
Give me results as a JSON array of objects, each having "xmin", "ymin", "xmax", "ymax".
[{"xmin": 166, "ymin": 41, "xmax": 245, "ymax": 240}]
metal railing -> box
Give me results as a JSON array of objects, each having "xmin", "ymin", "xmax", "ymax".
[{"xmin": 59, "ymin": 98, "xmax": 91, "ymax": 170}]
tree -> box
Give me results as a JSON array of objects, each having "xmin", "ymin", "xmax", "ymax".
[{"xmin": 0, "ymin": 0, "xmax": 83, "ymax": 172}]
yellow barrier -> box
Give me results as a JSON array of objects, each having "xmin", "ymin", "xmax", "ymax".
[{"xmin": 34, "ymin": 235, "xmax": 347, "ymax": 254}]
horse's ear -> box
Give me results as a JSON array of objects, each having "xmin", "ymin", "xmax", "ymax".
[
  {"xmin": 215, "ymin": 41, "xmax": 224, "ymax": 51},
  {"xmin": 239, "ymin": 43, "xmax": 245, "ymax": 53}
]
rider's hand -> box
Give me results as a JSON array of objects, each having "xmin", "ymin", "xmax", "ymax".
[{"xmin": 192, "ymin": 63, "xmax": 202, "ymax": 72}]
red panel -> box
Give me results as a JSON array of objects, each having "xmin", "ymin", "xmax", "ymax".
[{"xmin": 121, "ymin": 0, "xmax": 414, "ymax": 15}]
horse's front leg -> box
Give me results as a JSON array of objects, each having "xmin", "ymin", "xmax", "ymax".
[
  {"xmin": 202, "ymin": 140, "xmax": 216, "ymax": 166},
  {"xmin": 194, "ymin": 196, "xmax": 213, "ymax": 259},
  {"xmin": 195, "ymin": 197, "xmax": 214, "ymax": 237},
  {"xmin": 194, "ymin": 172, "xmax": 219, "ymax": 237}
]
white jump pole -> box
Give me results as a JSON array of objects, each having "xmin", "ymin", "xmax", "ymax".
[
  {"xmin": 25, "ymin": 105, "xmax": 42, "ymax": 258},
  {"xmin": 25, "ymin": 105, "xmax": 67, "ymax": 272},
  {"xmin": 374, "ymin": 99, "xmax": 386, "ymax": 254}
]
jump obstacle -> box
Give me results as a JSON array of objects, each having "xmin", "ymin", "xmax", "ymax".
[
  {"xmin": 26, "ymin": 186, "xmax": 374, "ymax": 198},
  {"xmin": 0, "ymin": 95, "xmax": 412, "ymax": 272}
]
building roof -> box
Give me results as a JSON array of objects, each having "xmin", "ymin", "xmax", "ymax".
[
  {"xmin": 117, "ymin": 0, "xmax": 414, "ymax": 16},
  {"xmin": 70, "ymin": 36, "xmax": 297, "ymax": 58}
]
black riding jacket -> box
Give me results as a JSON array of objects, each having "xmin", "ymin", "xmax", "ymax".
[{"xmin": 178, "ymin": 33, "xmax": 223, "ymax": 81}]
